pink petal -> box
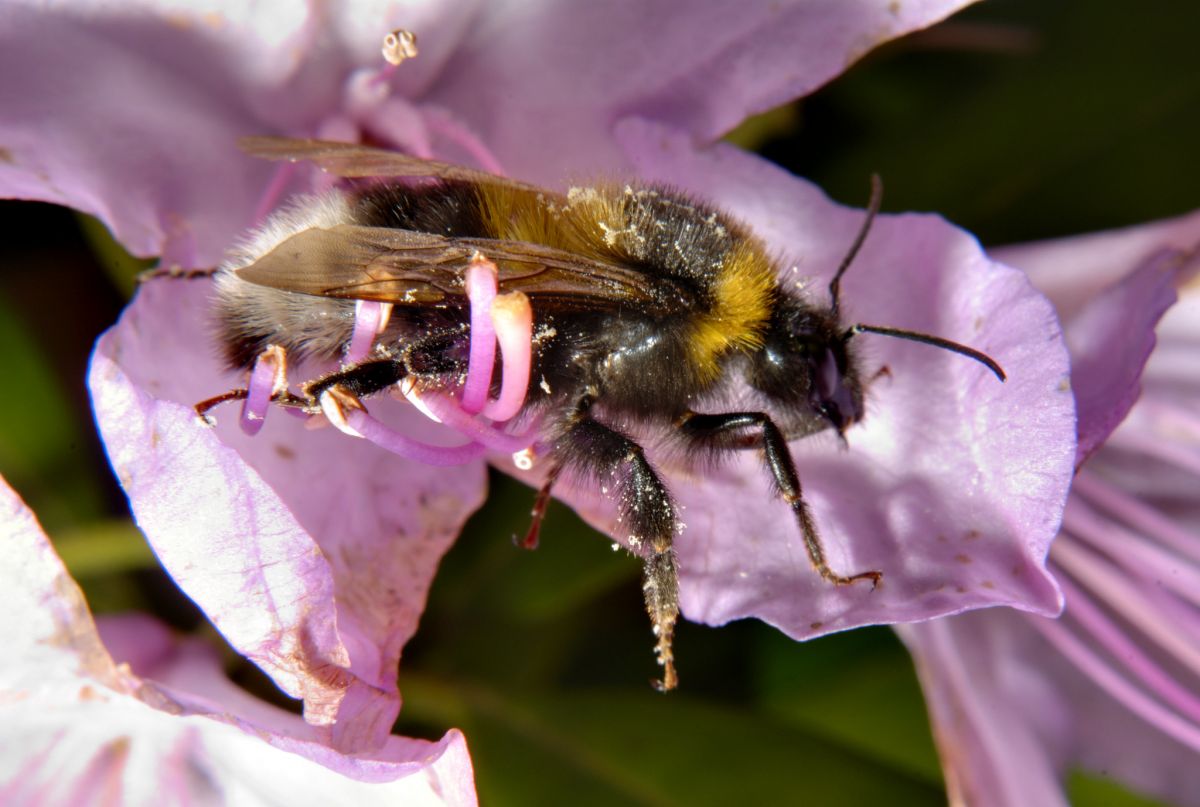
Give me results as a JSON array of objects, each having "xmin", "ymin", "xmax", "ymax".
[
  {"xmin": 895, "ymin": 615, "xmax": 1071, "ymax": 807},
  {"xmin": 1055, "ymin": 250, "xmax": 1181, "ymax": 464},
  {"xmin": 995, "ymin": 208, "xmax": 1200, "ymax": 322},
  {"xmin": 0, "ymin": 2, "xmax": 477, "ymax": 266},
  {"xmin": 430, "ymin": 0, "xmax": 978, "ymax": 182},
  {"xmin": 995, "ymin": 211, "xmax": 1200, "ymax": 463},
  {"xmin": 0, "ymin": 4, "xmax": 293, "ymax": 265},
  {"xmin": 529, "ymin": 119, "xmax": 1073, "ymax": 639},
  {"xmin": 0, "ymin": 476, "xmax": 119, "ymax": 689},
  {"xmin": 898, "ymin": 608, "xmax": 1200, "ymax": 807},
  {"xmin": 89, "ymin": 278, "xmax": 487, "ymax": 753},
  {"xmin": 1, "ymin": 1, "xmax": 973, "ymax": 268},
  {"xmin": 898, "ymin": 215, "xmax": 1200, "ymax": 807},
  {"xmin": 0, "ymin": 479, "xmax": 477, "ymax": 805},
  {"xmin": 4, "ymin": 690, "xmax": 476, "ymax": 806},
  {"xmin": 97, "ymin": 615, "xmax": 479, "ymax": 804}
]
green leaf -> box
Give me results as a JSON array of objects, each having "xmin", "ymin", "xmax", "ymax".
[
  {"xmin": 76, "ymin": 213, "xmax": 153, "ymax": 298},
  {"xmin": 400, "ymin": 674, "xmax": 943, "ymax": 807},
  {"xmin": 1068, "ymin": 770, "xmax": 1172, "ymax": 807},
  {"xmin": 52, "ymin": 518, "xmax": 156, "ymax": 578},
  {"xmin": 0, "ymin": 291, "xmax": 107, "ymax": 527},
  {"xmin": 754, "ymin": 626, "xmax": 944, "ymax": 784}
]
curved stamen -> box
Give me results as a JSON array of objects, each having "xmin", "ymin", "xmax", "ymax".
[
  {"xmin": 319, "ymin": 387, "xmax": 484, "ymax": 466},
  {"xmin": 461, "ymin": 255, "xmax": 499, "ymax": 414},
  {"xmin": 422, "ymin": 392, "xmax": 538, "ymax": 454},
  {"xmin": 363, "ymin": 97, "xmax": 434, "ymax": 159},
  {"xmin": 344, "ymin": 408, "xmax": 486, "ymax": 466},
  {"xmin": 483, "ymin": 291, "xmax": 533, "ymax": 422},
  {"xmin": 1140, "ymin": 397, "xmax": 1200, "ymax": 442},
  {"xmin": 240, "ymin": 345, "xmax": 288, "ymax": 436},
  {"xmin": 1105, "ymin": 426, "xmax": 1200, "ymax": 477},
  {"xmin": 345, "ymin": 300, "xmax": 393, "ymax": 365},
  {"xmin": 423, "ymin": 107, "xmax": 509, "ymax": 176},
  {"xmin": 252, "ymin": 162, "xmax": 296, "ymax": 225}
]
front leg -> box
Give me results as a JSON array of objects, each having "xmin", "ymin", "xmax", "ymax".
[
  {"xmin": 196, "ymin": 328, "xmax": 466, "ymax": 423},
  {"xmin": 677, "ymin": 411, "xmax": 881, "ymax": 588},
  {"xmin": 552, "ymin": 393, "xmax": 680, "ymax": 691}
]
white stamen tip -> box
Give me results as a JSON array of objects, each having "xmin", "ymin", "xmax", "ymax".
[{"xmin": 512, "ymin": 447, "xmax": 536, "ymax": 471}]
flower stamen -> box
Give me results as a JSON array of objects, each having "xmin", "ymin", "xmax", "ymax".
[
  {"xmin": 1056, "ymin": 572, "xmax": 1200, "ymax": 722},
  {"xmin": 1029, "ymin": 615, "xmax": 1200, "ymax": 749},
  {"xmin": 461, "ymin": 255, "xmax": 499, "ymax": 414},
  {"xmin": 421, "ymin": 392, "xmax": 538, "ymax": 454},
  {"xmin": 345, "ymin": 300, "xmax": 393, "ymax": 365},
  {"xmin": 320, "ymin": 385, "xmax": 484, "ymax": 466},
  {"xmin": 381, "ymin": 29, "xmax": 419, "ymax": 67},
  {"xmin": 483, "ymin": 291, "xmax": 533, "ymax": 422},
  {"xmin": 240, "ymin": 345, "xmax": 288, "ymax": 435}
]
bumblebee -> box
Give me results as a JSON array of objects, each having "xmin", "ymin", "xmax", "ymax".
[{"xmin": 204, "ymin": 137, "xmax": 1004, "ymax": 691}]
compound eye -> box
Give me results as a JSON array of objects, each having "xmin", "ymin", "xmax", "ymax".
[
  {"xmin": 814, "ymin": 348, "xmax": 856, "ymax": 433},
  {"xmin": 816, "ymin": 348, "xmax": 841, "ymax": 402}
]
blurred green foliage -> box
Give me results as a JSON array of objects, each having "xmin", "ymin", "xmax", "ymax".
[{"xmin": 0, "ymin": 1, "xmax": 1192, "ymax": 804}]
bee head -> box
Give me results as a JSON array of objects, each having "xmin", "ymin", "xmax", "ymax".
[
  {"xmin": 750, "ymin": 295, "xmax": 865, "ymax": 439},
  {"xmin": 747, "ymin": 174, "xmax": 1005, "ymax": 440}
]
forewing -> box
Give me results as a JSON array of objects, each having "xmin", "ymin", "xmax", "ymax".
[
  {"xmin": 240, "ymin": 136, "xmax": 551, "ymax": 196},
  {"xmin": 235, "ymin": 224, "xmax": 678, "ymax": 313}
]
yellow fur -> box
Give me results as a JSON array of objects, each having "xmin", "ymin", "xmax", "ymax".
[
  {"xmin": 475, "ymin": 182, "xmax": 776, "ymax": 383},
  {"xmin": 688, "ymin": 245, "xmax": 774, "ymax": 382}
]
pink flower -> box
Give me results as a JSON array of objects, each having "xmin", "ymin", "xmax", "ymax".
[
  {"xmin": 3, "ymin": 0, "xmax": 1075, "ymax": 756},
  {"xmin": 898, "ymin": 210, "xmax": 1200, "ymax": 806},
  {"xmin": 0, "ymin": 475, "xmax": 477, "ymax": 805}
]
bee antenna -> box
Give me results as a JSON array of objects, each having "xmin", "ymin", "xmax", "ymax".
[
  {"xmin": 828, "ymin": 174, "xmax": 883, "ymax": 320},
  {"xmin": 846, "ymin": 324, "xmax": 1007, "ymax": 382}
]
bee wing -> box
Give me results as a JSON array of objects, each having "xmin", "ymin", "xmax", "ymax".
[
  {"xmin": 240, "ymin": 136, "xmax": 550, "ymax": 196},
  {"xmin": 236, "ymin": 224, "xmax": 676, "ymax": 312}
]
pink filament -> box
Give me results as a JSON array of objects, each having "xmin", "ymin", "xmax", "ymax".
[
  {"xmin": 364, "ymin": 97, "xmax": 435, "ymax": 160},
  {"xmin": 1052, "ymin": 528, "xmax": 1200, "ymax": 674},
  {"xmin": 1029, "ymin": 615, "xmax": 1200, "ymax": 751},
  {"xmin": 346, "ymin": 300, "xmax": 385, "ymax": 365},
  {"xmin": 252, "ymin": 162, "xmax": 296, "ymax": 225},
  {"xmin": 240, "ymin": 348, "xmax": 284, "ymax": 436},
  {"xmin": 1073, "ymin": 471, "xmax": 1200, "ymax": 565},
  {"xmin": 483, "ymin": 292, "xmax": 533, "ymax": 422},
  {"xmin": 461, "ymin": 257, "xmax": 499, "ymax": 414},
  {"xmin": 342, "ymin": 408, "xmax": 486, "ymax": 466},
  {"xmin": 422, "ymin": 392, "xmax": 537, "ymax": 454},
  {"xmin": 1056, "ymin": 572, "xmax": 1200, "ymax": 723},
  {"xmin": 366, "ymin": 62, "xmax": 399, "ymax": 88},
  {"xmin": 423, "ymin": 107, "xmax": 509, "ymax": 176},
  {"xmin": 1062, "ymin": 496, "xmax": 1200, "ymax": 608},
  {"xmin": 1107, "ymin": 427, "xmax": 1200, "ymax": 477}
]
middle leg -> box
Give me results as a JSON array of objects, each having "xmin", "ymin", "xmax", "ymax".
[
  {"xmin": 552, "ymin": 394, "xmax": 681, "ymax": 691},
  {"xmin": 677, "ymin": 410, "xmax": 881, "ymax": 587}
]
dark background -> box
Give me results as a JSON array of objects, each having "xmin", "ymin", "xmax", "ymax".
[{"xmin": 1, "ymin": 2, "xmax": 1193, "ymax": 805}]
